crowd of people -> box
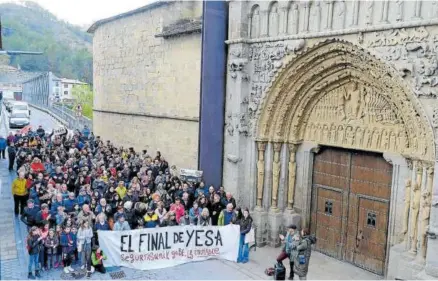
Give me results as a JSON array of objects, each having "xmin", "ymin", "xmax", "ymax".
[{"xmin": 9, "ymin": 125, "xmax": 253, "ymax": 279}]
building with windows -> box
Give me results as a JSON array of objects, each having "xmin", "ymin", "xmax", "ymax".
[{"xmin": 60, "ymin": 78, "xmax": 87, "ymax": 101}]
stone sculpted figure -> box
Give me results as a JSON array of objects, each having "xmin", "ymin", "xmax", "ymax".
[
  {"xmin": 410, "ymin": 182, "xmax": 421, "ymax": 253},
  {"xmin": 401, "ymin": 179, "xmax": 411, "ymax": 242},
  {"xmin": 420, "ymin": 191, "xmax": 431, "ymax": 258}
]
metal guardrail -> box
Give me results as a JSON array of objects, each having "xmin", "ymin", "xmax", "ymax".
[
  {"xmin": 27, "ymin": 102, "xmax": 93, "ymax": 131},
  {"xmin": 50, "ymin": 104, "xmax": 93, "ymax": 130}
]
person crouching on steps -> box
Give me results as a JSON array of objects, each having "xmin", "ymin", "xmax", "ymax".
[
  {"xmin": 27, "ymin": 226, "xmax": 43, "ymax": 279},
  {"xmin": 91, "ymin": 246, "xmax": 107, "ymax": 274},
  {"xmin": 277, "ymin": 224, "xmax": 300, "ymax": 280},
  {"xmin": 60, "ymin": 226, "xmax": 75, "ymax": 273}
]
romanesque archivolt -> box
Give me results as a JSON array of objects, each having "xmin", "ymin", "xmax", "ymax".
[
  {"xmin": 256, "ymin": 40, "xmax": 435, "ymax": 162},
  {"xmin": 304, "ymin": 81, "xmax": 410, "ymax": 155}
]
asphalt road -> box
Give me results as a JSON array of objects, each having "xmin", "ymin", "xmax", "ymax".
[{"xmin": 3, "ymin": 105, "xmax": 61, "ymax": 135}]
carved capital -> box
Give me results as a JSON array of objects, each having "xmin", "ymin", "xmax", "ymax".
[
  {"xmin": 288, "ymin": 143, "xmax": 298, "ymax": 154},
  {"xmin": 427, "ymin": 167, "xmax": 434, "ymax": 177},
  {"xmin": 310, "ymin": 145, "xmax": 321, "ymax": 154},
  {"xmin": 273, "ymin": 142, "xmax": 282, "ymax": 153},
  {"xmin": 257, "ymin": 141, "xmax": 267, "ymax": 152}
]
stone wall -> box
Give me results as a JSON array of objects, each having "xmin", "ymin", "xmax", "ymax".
[
  {"xmin": 91, "ymin": 1, "xmax": 202, "ymax": 170},
  {"xmin": 226, "ymin": 0, "xmax": 438, "ymax": 279}
]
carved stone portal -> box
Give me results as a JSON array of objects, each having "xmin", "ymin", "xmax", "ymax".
[
  {"xmin": 257, "ymin": 40, "xmax": 435, "ymax": 162},
  {"xmin": 303, "ymin": 81, "xmax": 408, "ymax": 155}
]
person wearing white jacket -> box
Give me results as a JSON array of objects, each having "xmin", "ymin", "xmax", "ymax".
[{"xmin": 77, "ymin": 220, "xmax": 94, "ymax": 276}]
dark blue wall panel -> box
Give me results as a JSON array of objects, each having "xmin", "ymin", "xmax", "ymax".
[{"xmin": 198, "ymin": 0, "xmax": 228, "ymax": 188}]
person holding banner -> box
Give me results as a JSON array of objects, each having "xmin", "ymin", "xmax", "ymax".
[
  {"xmin": 91, "ymin": 246, "xmax": 107, "ymax": 274},
  {"xmin": 237, "ymin": 208, "xmax": 253, "ymax": 263}
]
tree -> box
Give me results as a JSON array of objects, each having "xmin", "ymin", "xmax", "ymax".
[{"xmin": 72, "ymin": 84, "xmax": 93, "ymax": 119}]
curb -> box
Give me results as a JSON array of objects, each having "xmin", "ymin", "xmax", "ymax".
[{"xmin": 28, "ymin": 104, "xmax": 69, "ymax": 127}]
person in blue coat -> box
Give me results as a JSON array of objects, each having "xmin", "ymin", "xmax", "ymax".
[
  {"xmin": 63, "ymin": 193, "xmax": 78, "ymax": 214},
  {"xmin": 0, "ymin": 135, "xmax": 7, "ymax": 159},
  {"xmin": 82, "ymin": 126, "xmax": 90, "ymax": 140}
]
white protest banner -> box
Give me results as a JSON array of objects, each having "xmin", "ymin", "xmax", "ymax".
[
  {"xmin": 53, "ymin": 127, "xmax": 67, "ymax": 136},
  {"xmin": 180, "ymin": 169, "xmax": 203, "ymax": 183},
  {"xmin": 97, "ymin": 225, "xmax": 240, "ymax": 270}
]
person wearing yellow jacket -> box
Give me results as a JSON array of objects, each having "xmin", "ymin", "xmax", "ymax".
[{"xmin": 12, "ymin": 172, "xmax": 28, "ymax": 216}]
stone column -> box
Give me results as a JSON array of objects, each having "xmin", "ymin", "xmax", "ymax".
[
  {"xmin": 425, "ymin": 162, "xmax": 438, "ymax": 277},
  {"xmin": 287, "ymin": 143, "xmax": 298, "ymax": 210},
  {"xmin": 413, "ymin": 0, "xmax": 422, "ymax": 19},
  {"xmin": 420, "ymin": 166, "xmax": 434, "ymax": 259},
  {"xmin": 410, "ymin": 164, "xmax": 423, "ymax": 254},
  {"xmin": 351, "ymin": 0, "xmax": 359, "ymax": 26},
  {"xmin": 271, "ymin": 142, "xmax": 282, "ymax": 210},
  {"xmin": 260, "ymin": 10, "xmax": 269, "ymax": 37},
  {"xmin": 256, "ymin": 141, "xmax": 267, "ymax": 208},
  {"xmin": 278, "ymin": 7, "xmax": 288, "ymax": 36},
  {"xmin": 302, "ymin": 2, "xmax": 310, "ymax": 32},
  {"xmin": 380, "ymin": 0, "xmax": 389, "ymax": 23},
  {"xmin": 325, "ymin": 1, "xmax": 334, "ymax": 30}
]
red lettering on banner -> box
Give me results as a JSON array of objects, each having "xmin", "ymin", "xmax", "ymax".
[{"xmin": 120, "ymin": 247, "xmax": 221, "ymax": 264}]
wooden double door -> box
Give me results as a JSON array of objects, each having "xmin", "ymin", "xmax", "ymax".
[{"xmin": 310, "ymin": 147, "xmax": 392, "ymax": 275}]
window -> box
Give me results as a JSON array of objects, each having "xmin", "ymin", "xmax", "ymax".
[
  {"xmin": 64, "ymin": 84, "xmax": 68, "ymax": 88},
  {"xmin": 324, "ymin": 201, "xmax": 333, "ymax": 215},
  {"xmin": 56, "ymin": 82, "xmax": 59, "ymax": 87},
  {"xmin": 64, "ymin": 91, "xmax": 68, "ymax": 95},
  {"xmin": 367, "ymin": 212, "xmax": 377, "ymax": 227}
]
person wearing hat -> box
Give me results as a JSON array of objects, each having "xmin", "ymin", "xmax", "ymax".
[
  {"xmin": 12, "ymin": 171, "xmax": 28, "ymax": 216},
  {"xmin": 277, "ymin": 224, "xmax": 301, "ymax": 280}
]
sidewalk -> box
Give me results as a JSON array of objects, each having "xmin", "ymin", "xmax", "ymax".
[{"xmin": 228, "ymin": 246, "xmax": 381, "ymax": 280}]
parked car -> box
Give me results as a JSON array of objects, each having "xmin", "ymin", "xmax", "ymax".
[
  {"xmin": 11, "ymin": 101, "xmax": 30, "ymax": 116},
  {"xmin": 9, "ymin": 112, "xmax": 30, "ymax": 128}
]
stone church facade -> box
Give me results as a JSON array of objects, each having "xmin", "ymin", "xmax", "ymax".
[{"xmin": 224, "ymin": 0, "xmax": 438, "ymax": 279}]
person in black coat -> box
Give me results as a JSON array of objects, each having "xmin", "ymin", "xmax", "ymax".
[
  {"xmin": 7, "ymin": 142, "xmax": 16, "ymax": 171},
  {"xmin": 21, "ymin": 199, "xmax": 40, "ymax": 228},
  {"xmin": 209, "ymin": 194, "xmax": 224, "ymax": 226},
  {"xmin": 27, "ymin": 226, "xmax": 43, "ymax": 279}
]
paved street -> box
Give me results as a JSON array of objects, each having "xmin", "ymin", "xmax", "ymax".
[
  {"xmin": 5, "ymin": 105, "xmax": 61, "ymax": 135},
  {"xmin": 0, "ymin": 107, "xmax": 381, "ymax": 280}
]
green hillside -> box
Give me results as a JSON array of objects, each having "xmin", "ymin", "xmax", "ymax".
[{"xmin": 0, "ymin": 1, "xmax": 93, "ymax": 83}]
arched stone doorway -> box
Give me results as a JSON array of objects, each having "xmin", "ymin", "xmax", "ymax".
[{"xmin": 254, "ymin": 39, "xmax": 435, "ymax": 275}]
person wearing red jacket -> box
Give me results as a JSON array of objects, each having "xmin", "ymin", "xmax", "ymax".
[
  {"xmin": 169, "ymin": 198, "xmax": 185, "ymax": 224},
  {"xmin": 31, "ymin": 158, "xmax": 45, "ymax": 175}
]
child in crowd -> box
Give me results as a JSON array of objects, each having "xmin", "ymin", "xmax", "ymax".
[
  {"xmin": 60, "ymin": 226, "xmax": 75, "ymax": 273},
  {"xmin": 44, "ymin": 228, "xmax": 59, "ymax": 270}
]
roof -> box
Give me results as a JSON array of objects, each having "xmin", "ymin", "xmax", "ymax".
[
  {"xmin": 155, "ymin": 18, "xmax": 202, "ymax": 39},
  {"xmin": 87, "ymin": 1, "xmax": 170, "ymax": 33},
  {"xmin": 61, "ymin": 78, "xmax": 87, "ymax": 85},
  {"xmin": 0, "ymin": 65, "xmax": 41, "ymax": 84}
]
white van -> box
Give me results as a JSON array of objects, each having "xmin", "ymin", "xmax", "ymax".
[{"xmin": 11, "ymin": 101, "xmax": 31, "ymax": 117}]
